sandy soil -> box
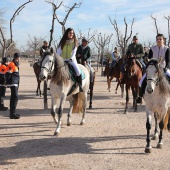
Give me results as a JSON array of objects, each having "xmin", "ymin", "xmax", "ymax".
[{"xmin": 0, "ymin": 60, "xmax": 170, "ymax": 170}]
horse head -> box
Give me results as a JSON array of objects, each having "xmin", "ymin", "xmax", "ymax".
[
  {"xmin": 126, "ymin": 56, "xmax": 137, "ymax": 78},
  {"xmin": 39, "ymin": 47, "xmax": 55, "ymax": 81},
  {"xmin": 145, "ymin": 59, "xmax": 161, "ymax": 94}
]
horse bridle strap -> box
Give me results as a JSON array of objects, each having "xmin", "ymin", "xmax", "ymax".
[
  {"xmin": 41, "ymin": 60, "xmax": 54, "ymax": 75},
  {"xmin": 147, "ymin": 78, "xmax": 160, "ymax": 86}
]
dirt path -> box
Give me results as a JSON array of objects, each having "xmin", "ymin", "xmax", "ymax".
[{"xmin": 0, "ymin": 60, "xmax": 170, "ymax": 170}]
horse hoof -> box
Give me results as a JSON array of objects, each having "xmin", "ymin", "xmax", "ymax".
[
  {"xmin": 157, "ymin": 143, "xmax": 163, "ymax": 149},
  {"xmin": 89, "ymin": 106, "xmax": 92, "ymax": 109},
  {"xmin": 80, "ymin": 121, "xmax": 85, "ymax": 125},
  {"xmin": 67, "ymin": 122, "xmax": 72, "ymax": 126},
  {"xmin": 115, "ymin": 91, "xmax": 117, "ymax": 94},
  {"xmin": 54, "ymin": 132, "xmax": 60, "ymax": 136},
  {"xmin": 145, "ymin": 147, "xmax": 152, "ymax": 153},
  {"xmin": 124, "ymin": 111, "xmax": 128, "ymax": 114}
]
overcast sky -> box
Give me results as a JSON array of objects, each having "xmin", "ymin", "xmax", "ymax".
[{"xmin": 1, "ymin": 0, "xmax": 170, "ymax": 50}]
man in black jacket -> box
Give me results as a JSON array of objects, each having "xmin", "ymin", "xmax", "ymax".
[
  {"xmin": 76, "ymin": 38, "xmax": 91, "ymax": 65},
  {"xmin": 6, "ymin": 53, "xmax": 20, "ymax": 119}
]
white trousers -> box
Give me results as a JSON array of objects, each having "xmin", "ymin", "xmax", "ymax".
[
  {"xmin": 139, "ymin": 69, "xmax": 170, "ymax": 87},
  {"xmin": 64, "ymin": 59, "xmax": 81, "ymax": 76}
]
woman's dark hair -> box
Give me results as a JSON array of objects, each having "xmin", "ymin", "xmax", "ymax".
[
  {"xmin": 58, "ymin": 28, "xmax": 77, "ymax": 50},
  {"xmin": 156, "ymin": 33, "xmax": 164, "ymax": 39}
]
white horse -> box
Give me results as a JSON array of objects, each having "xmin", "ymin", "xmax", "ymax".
[
  {"xmin": 39, "ymin": 50, "xmax": 90, "ymax": 136},
  {"xmin": 144, "ymin": 59, "xmax": 170, "ymax": 153}
]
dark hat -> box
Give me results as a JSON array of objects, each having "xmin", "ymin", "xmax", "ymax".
[
  {"xmin": 133, "ymin": 35, "xmax": 138, "ymax": 40},
  {"xmin": 82, "ymin": 38, "xmax": 89, "ymax": 43},
  {"xmin": 13, "ymin": 53, "xmax": 20, "ymax": 59},
  {"xmin": 2, "ymin": 57, "xmax": 9, "ymax": 63}
]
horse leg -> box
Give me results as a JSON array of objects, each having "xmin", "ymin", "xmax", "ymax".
[
  {"xmin": 51, "ymin": 95, "xmax": 58, "ymax": 125},
  {"xmin": 54, "ymin": 94, "xmax": 66, "ymax": 136},
  {"xmin": 132, "ymin": 86, "xmax": 138, "ymax": 112},
  {"xmin": 80, "ymin": 92, "xmax": 87, "ymax": 125},
  {"xmin": 152, "ymin": 112, "xmax": 159, "ymax": 140},
  {"xmin": 145, "ymin": 112, "xmax": 152, "ymax": 153},
  {"xmin": 157, "ymin": 120, "xmax": 164, "ymax": 149},
  {"xmin": 38, "ymin": 80, "xmax": 42, "ymax": 97},
  {"xmin": 115, "ymin": 81, "xmax": 119, "ymax": 94},
  {"xmin": 67, "ymin": 97, "xmax": 74, "ymax": 126},
  {"xmin": 89, "ymin": 82, "xmax": 93, "ymax": 109},
  {"xmin": 124, "ymin": 85, "xmax": 130, "ymax": 114}
]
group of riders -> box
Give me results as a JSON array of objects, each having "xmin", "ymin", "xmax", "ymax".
[
  {"xmin": 40, "ymin": 28, "xmax": 93, "ymax": 92},
  {"xmin": 1, "ymin": 27, "xmax": 170, "ymax": 119},
  {"xmin": 109, "ymin": 34, "xmax": 170, "ymax": 103}
]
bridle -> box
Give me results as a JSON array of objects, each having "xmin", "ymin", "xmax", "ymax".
[
  {"xmin": 40, "ymin": 53, "xmax": 55, "ymax": 75},
  {"xmin": 146, "ymin": 62, "xmax": 160, "ymax": 86}
]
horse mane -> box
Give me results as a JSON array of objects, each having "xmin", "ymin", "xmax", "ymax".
[
  {"xmin": 51, "ymin": 54, "xmax": 70, "ymax": 85},
  {"xmin": 147, "ymin": 59, "xmax": 170, "ymax": 95},
  {"xmin": 158, "ymin": 65, "xmax": 170, "ymax": 95}
]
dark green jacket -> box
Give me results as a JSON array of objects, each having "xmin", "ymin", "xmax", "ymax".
[
  {"xmin": 126, "ymin": 43, "xmax": 143, "ymax": 58},
  {"xmin": 76, "ymin": 45, "xmax": 91, "ymax": 63}
]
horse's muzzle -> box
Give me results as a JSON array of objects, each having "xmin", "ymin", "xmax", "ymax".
[
  {"xmin": 146, "ymin": 87, "xmax": 153, "ymax": 94},
  {"xmin": 39, "ymin": 75, "xmax": 46, "ymax": 81}
]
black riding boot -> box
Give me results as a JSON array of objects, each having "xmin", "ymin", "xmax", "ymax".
[
  {"xmin": 77, "ymin": 75, "xmax": 84, "ymax": 92},
  {"xmin": 136, "ymin": 77, "xmax": 147, "ymax": 104}
]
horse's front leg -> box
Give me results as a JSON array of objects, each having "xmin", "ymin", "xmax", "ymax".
[
  {"xmin": 124, "ymin": 85, "xmax": 130, "ymax": 114},
  {"xmin": 54, "ymin": 94, "xmax": 66, "ymax": 136},
  {"xmin": 157, "ymin": 120, "xmax": 164, "ymax": 149},
  {"xmin": 80, "ymin": 92, "xmax": 87, "ymax": 125},
  {"xmin": 145, "ymin": 109, "xmax": 152, "ymax": 153},
  {"xmin": 67, "ymin": 97, "xmax": 74, "ymax": 126},
  {"xmin": 51, "ymin": 95, "xmax": 58, "ymax": 124},
  {"xmin": 152, "ymin": 112, "xmax": 159, "ymax": 140},
  {"xmin": 132, "ymin": 86, "xmax": 138, "ymax": 112}
]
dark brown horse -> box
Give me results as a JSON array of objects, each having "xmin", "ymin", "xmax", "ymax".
[
  {"xmin": 123, "ymin": 55, "xmax": 142, "ymax": 114},
  {"xmin": 33, "ymin": 62, "xmax": 42, "ymax": 96},
  {"xmin": 104, "ymin": 58, "xmax": 124, "ymax": 97}
]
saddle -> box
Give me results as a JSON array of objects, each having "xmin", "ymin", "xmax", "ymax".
[{"xmin": 65, "ymin": 62, "xmax": 85, "ymax": 96}]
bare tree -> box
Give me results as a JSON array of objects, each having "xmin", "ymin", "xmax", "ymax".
[
  {"xmin": 94, "ymin": 33, "xmax": 113, "ymax": 75},
  {"xmin": 0, "ymin": 0, "xmax": 33, "ymax": 59},
  {"xmin": 45, "ymin": 0, "xmax": 63, "ymax": 47},
  {"xmin": 109, "ymin": 17, "xmax": 135, "ymax": 60},
  {"xmin": 151, "ymin": 15, "xmax": 159, "ymax": 35},
  {"xmin": 27, "ymin": 34, "xmax": 47, "ymax": 62},
  {"xmin": 77, "ymin": 28, "xmax": 97, "ymax": 44},
  {"xmin": 56, "ymin": 2, "xmax": 82, "ymax": 35},
  {"xmin": 164, "ymin": 15, "xmax": 170, "ymax": 46}
]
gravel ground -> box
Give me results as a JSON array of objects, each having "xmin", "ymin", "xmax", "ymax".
[{"xmin": 0, "ymin": 60, "xmax": 170, "ymax": 170}]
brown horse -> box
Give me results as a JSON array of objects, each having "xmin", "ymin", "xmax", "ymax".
[
  {"xmin": 33, "ymin": 62, "xmax": 42, "ymax": 97},
  {"xmin": 123, "ymin": 55, "xmax": 142, "ymax": 114},
  {"xmin": 104, "ymin": 58, "xmax": 124, "ymax": 97}
]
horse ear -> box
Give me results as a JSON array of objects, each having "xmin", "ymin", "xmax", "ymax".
[{"xmin": 50, "ymin": 47, "xmax": 53, "ymax": 54}]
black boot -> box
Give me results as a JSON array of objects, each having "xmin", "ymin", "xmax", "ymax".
[
  {"xmin": 0, "ymin": 105, "xmax": 8, "ymax": 111},
  {"xmin": 136, "ymin": 77, "xmax": 147, "ymax": 104},
  {"xmin": 10, "ymin": 113, "xmax": 20, "ymax": 119},
  {"xmin": 77, "ymin": 75, "xmax": 84, "ymax": 92}
]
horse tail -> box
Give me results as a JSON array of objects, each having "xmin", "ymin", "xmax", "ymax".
[
  {"xmin": 164, "ymin": 111, "xmax": 170, "ymax": 130},
  {"xmin": 72, "ymin": 93, "xmax": 85, "ymax": 114}
]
